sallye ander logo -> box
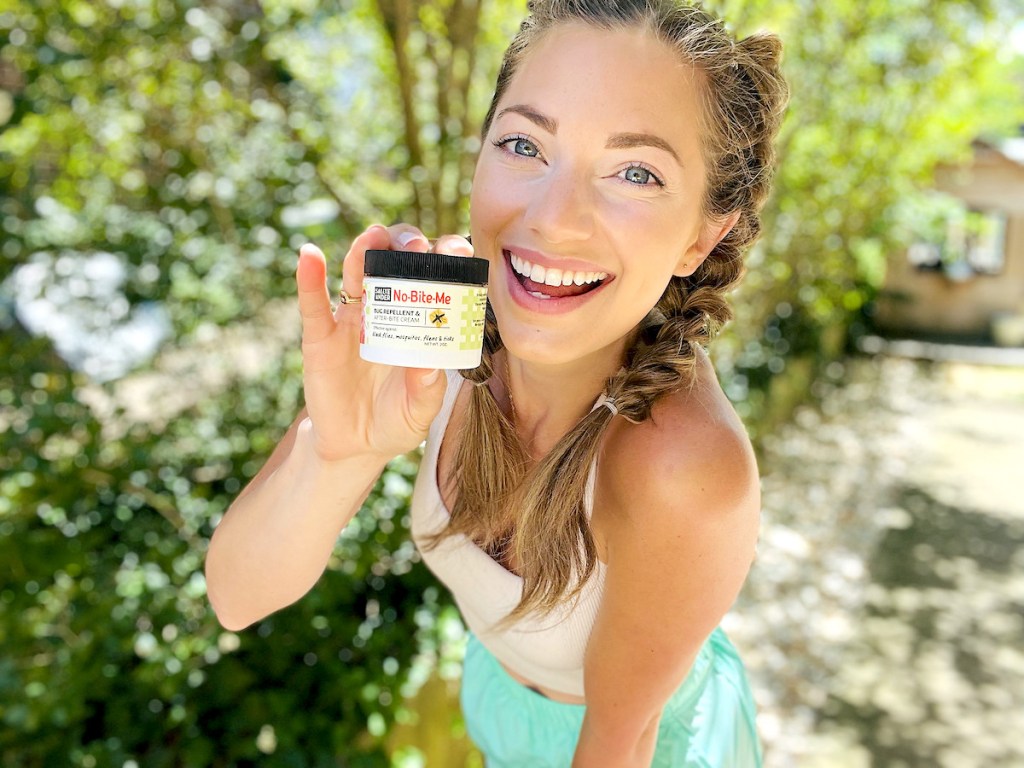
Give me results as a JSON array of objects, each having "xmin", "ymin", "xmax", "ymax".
[{"xmin": 374, "ymin": 286, "xmax": 392, "ymax": 302}]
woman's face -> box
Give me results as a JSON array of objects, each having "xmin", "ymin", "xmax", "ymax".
[{"xmin": 471, "ymin": 23, "xmax": 722, "ymax": 368}]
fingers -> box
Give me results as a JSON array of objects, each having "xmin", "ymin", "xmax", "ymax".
[
  {"xmin": 297, "ymin": 243, "xmax": 335, "ymax": 345},
  {"xmin": 432, "ymin": 234, "xmax": 474, "ymax": 257},
  {"xmin": 386, "ymin": 224, "xmax": 431, "ymax": 253},
  {"xmin": 336, "ymin": 225, "xmax": 470, "ymax": 318},
  {"xmin": 341, "ymin": 224, "xmax": 392, "ymax": 301},
  {"xmin": 404, "ymin": 367, "xmax": 448, "ymax": 432}
]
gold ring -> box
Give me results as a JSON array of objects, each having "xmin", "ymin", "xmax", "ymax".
[{"xmin": 339, "ymin": 289, "xmax": 363, "ymax": 305}]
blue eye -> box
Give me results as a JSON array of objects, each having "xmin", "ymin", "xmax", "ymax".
[
  {"xmin": 495, "ymin": 135, "xmax": 541, "ymax": 159},
  {"xmin": 622, "ymin": 165, "xmax": 663, "ymax": 186},
  {"xmin": 513, "ymin": 138, "xmax": 539, "ymax": 157}
]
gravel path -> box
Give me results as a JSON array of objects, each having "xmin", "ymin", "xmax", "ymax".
[{"xmin": 730, "ymin": 355, "xmax": 1024, "ymax": 768}]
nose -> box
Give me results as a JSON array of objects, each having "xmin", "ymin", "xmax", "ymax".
[{"xmin": 522, "ymin": 164, "xmax": 594, "ymax": 245}]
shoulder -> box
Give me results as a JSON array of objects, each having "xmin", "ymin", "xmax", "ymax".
[
  {"xmin": 593, "ymin": 353, "xmax": 760, "ymax": 559},
  {"xmin": 582, "ymin": 354, "xmax": 760, "ymax": 706}
]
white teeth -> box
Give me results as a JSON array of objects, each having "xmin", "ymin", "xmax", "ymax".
[{"xmin": 508, "ymin": 252, "xmax": 608, "ymax": 287}]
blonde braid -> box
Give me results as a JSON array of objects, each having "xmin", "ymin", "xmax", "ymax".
[{"xmin": 421, "ymin": 305, "xmax": 529, "ymax": 554}]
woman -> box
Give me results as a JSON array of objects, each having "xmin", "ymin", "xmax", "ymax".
[{"xmin": 206, "ymin": 1, "xmax": 788, "ymax": 765}]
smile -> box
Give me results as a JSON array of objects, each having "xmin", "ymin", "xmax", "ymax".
[{"xmin": 505, "ymin": 250, "xmax": 611, "ymax": 301}]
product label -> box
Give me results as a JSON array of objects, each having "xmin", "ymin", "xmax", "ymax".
[
  {"xmin": 362, "ymin": 278, "xmax": 486, "ymax": 353},
  {"xmin": 372, "ymin": 286, "xmax": 453, "ymax": 305}
]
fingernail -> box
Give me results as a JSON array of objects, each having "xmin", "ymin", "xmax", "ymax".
[
  {"xmin": 447, "ymin": 240, "xmax": 474, "ymax": 257},
  {"xmin": 420, "ymin": 369, "xmax": 441, "ymax": 387},
  {"xmin": 397, "ymin": 232, "xmax": 426, "ymax": 249}
]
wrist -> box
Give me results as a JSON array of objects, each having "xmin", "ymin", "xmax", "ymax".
[
  {"xmin": 295, "ymin": 417, "xmax": 390, "ymax": 472},
  {"xmin": 573, "ymin": 714, "xmax": 659, "ymax": 768}
]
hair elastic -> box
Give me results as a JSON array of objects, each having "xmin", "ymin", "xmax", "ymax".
[{"xmin": 594, "ymin": 393, "xmax": 619, "ymax": 417}]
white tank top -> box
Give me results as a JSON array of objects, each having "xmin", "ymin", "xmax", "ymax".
[{"xmin": 410, "ymin": 370, "xmax": 607, "ymax": 697}]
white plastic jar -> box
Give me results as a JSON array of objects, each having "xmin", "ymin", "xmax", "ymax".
[{"xmin": 360, "ymin": 249, "xmax": 490, "ymax": 369}]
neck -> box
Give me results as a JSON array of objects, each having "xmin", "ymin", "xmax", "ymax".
[{"xmin": 501, "ymin": 343, "xmax": 627, "ymax": 458}]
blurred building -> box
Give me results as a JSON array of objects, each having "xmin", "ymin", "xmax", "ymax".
[{"xmin": 875, "ymin": 135, "xmax": 1024, "ymax": 346}]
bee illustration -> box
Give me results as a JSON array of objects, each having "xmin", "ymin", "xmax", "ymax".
[{"xmin": 430, "ymin": 310, "xmax": 448, "ymax": 327}]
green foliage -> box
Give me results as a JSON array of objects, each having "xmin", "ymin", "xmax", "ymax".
[
  {"xmin": 0, "ymin": 0, "xmax": 517, "ymax": 764},
  {"xmin": 708, "ymin": 0, "xmax": 1024, "ymax": 431},
  {"xmin": 0, "ymin": 0, "xmax": 1021, "ymax": 764},
  {"xmin": 0, "ymin": 317, "xmax": 454, "ymax": 765}
]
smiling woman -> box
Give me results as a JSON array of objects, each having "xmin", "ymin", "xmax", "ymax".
[
  {"xmin": 471, "ymin": 21, "xmax": 719, "ymax": 356},
  {"xmin": 205, "ymin": 1, "xmax": 788, "ymax": 766}
]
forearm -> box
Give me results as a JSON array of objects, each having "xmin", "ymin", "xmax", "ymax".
[
  {"xmin": 205, "ymin": 417, "xmax": 388, "ymax": 630},
  {"xmin": 572, "ymin": 712, "xmax": 660, "ymax": 768}
]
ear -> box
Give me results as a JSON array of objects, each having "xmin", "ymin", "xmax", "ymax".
[{"xmin": 674, "ymin": 210, "xmax": 741, "ymax": 277}]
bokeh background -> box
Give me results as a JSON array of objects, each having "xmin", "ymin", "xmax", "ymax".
[{"xmin": 2, "ymin": 1, "xmax": 1023, "ymax": 766}]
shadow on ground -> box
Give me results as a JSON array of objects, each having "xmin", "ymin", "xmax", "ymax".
[{"xmin": 821, "ymin": 485, "xmax": 1024, "ymax": 768}]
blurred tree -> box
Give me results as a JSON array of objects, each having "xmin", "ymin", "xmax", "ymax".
[
  {"xmin": 0, "ymin": 0, "xmax": 518, "ymax": 765},
  {"xmin": 0, "ymin": 0, "xmax": 1020, "ymax": 766},
  {"xmin": 373, "ymin": 0, "xmax": 483, "ymax": 234},
  {"xmin": 710, "ymin": 0, "xmax": 1024, "ymax": 430}
]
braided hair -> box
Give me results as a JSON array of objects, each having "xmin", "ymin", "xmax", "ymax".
[{"xmin": 422, "ymin": 0, "xmax": 789, "ymax": 622}]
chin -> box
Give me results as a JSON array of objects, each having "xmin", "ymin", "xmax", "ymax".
[{"xmin": 492, "ymin": 304, "xmax": 631, "ymax": 370}]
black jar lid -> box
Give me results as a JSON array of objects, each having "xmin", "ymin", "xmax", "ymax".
[{"xmin": 364, "ymin": 250, "xmax": 489, "ymax": 286}]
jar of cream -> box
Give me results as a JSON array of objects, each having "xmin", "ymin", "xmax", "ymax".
[{"xmin": 360, "ymin": 249, "xmax": 489, "ymax": 369}]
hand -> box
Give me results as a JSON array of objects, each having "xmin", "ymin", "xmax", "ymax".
[{"xmin": 296, "ymin": 225, "xmax": 474, "ymax": 463}]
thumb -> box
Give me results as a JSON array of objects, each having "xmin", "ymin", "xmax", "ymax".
[
  {"xmin": 405, "ymin": 368, "xmax": 448, "ymax": 431},
  {"xmin": 297, "ymin": 243, "xmax": 335, "ymax": 345}
]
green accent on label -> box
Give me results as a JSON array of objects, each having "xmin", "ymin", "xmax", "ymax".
[{"xmin": 459, "ymin": 289, "xmax": 487, "ymax": 351}]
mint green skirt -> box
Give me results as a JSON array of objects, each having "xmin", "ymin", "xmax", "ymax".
[{"xmin": 460, "ymin": 628, "xmax": 762, "ymax": 768}]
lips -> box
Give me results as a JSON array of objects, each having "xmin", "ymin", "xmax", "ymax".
[
  {"xmin": 504, "ymin": 248, "xmax": 610, "ymax": 296},
  {"xmin": 500, "ymin": 248, "xmax": 614, "ymax": 313},
  {"xmin": 508, "ymin": 250, "xmax": 609, "ymax": 292}
]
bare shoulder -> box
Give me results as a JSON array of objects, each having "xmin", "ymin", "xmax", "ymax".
[
  {"xmin": 583, "ymin": 355, "xmax": 762, "ymax": 723},
  {"xmin": 593, "ymin": 351, "xmax": 760, "ymax": 555}
]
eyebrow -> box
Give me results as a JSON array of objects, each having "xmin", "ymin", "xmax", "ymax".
[
  {"xmin": 497, "ymin": 104, "xmax": 558, "ymax": 134},
  {"xmin": 606, "ymin": 132, "xmax": 682, "ymax": 166},
  {"xmin": 495, "ymin": 104, "xmax": 683, "ymax": 166}
]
